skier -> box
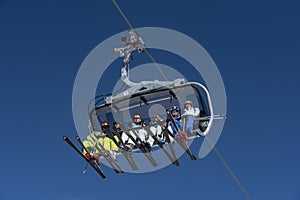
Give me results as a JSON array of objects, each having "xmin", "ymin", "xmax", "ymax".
[
  {"xmin": 130, "ymin": 114, "xmax": 154, "ymax": 149},
  {"xmin": 99, "ymin": 121, "xmax": 119, "ymax": 159},
  {"xmin": 169, "ymin": 106, "xmax": 188, "ymax": 141},
  {"xmin": 82, "ymin": 135, "xmax": 101, "ymax": 163},
  {"xmin": 113, "ymin": 121, "xmax": 134, "ymax": 151},
  {"xmin": 150, "ymin": 114, "xmax": 165, "ymax": 143},
  {"xmin": 182, "ymin": 100, "xmax": 200, "ymax": 135},
  {"xmin": 169, "ymin": 106, "xmax": 182, "ymax": 134}
]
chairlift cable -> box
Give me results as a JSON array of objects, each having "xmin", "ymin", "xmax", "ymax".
[
  {"xmin": 112, "ymin": 0, "xmax": 169, "ymax": 81},
  {"xmin": 145, "ymin": 48, "xmax": 169, "ymax": 81},
  {"xmin": 80, "ymin": 4, "xmax": 249, "ymax": 197},
  {"xmin": 206, "ymin": 136, "xmax": 251, "ymax": 200},
  {"xmin": 111, "ymin": 1, "xmax": 251, "ymax": 197}
]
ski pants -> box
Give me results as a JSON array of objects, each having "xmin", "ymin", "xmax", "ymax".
[
  {"xmin": 185, "ymin": 115, "xmax": 194, "ymax": 133},
  {"xmin": 129, "ymin": 128, "xmax": 154, "ymax": 146},
  {"xmin": 99, "ymin": 136, "xmax": 119, "ymax": 151}
]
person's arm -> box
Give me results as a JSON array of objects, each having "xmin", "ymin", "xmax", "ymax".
[{"xmin": 193, "ymin": 108, "xmax": 200, "ymax": 116}]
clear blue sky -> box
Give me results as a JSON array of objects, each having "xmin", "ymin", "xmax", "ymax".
[{"xmin": 0, "ymin": 0, "xmax": 299, "ymax": 199}]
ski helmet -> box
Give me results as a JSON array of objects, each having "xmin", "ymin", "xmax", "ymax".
[
  {"xmin": 102, "ymin": 121, "xmax": 109, "ymax": 128},
  {"xmin": 184, "ymin": 100, "xmax": 193, "ymax": 107},
  {"xmin": 170, "ymin": 106, "xmax": 181, "ymax": 120}
]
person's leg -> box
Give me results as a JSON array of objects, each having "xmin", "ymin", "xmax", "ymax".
[
  {"xmin": 185, "ymin": 115, "xmax": 194, "ymax": 133},
  {"xmin": 111, "ymin": 136, "xmax": 119, "ymax": 151},
  {"xmin": 82, "ymin": 140, "xmax": 93, "ymax": 159},
  {"xmin": 103, "ymin": 137, "xmax": 111, "ymax": 150}
]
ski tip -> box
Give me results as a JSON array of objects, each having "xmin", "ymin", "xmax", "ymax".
[
  {"xmin": 63, "ymin": 136, "xmax": 68, "ymax": 140},
  {"xmin": 76, "ymin": 136, "xmax": 80, "ymax": 140},
  {"xmin": 173, "ymin": 161, "xmax": 180, "ymax": 166}
]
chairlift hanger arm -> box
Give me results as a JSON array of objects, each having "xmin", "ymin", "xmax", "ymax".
[
  {"xmin": 114, "ymin": 29, "xmax": 144, "ymax": 86},
  {"xmin": 112, "ymin": 0, "xmax": 169, "ymax": 85}
]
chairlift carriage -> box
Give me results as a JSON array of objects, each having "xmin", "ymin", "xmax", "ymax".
[{"xmin": 63, "ymin": 0, "xmax": 226, "ymax": 179}]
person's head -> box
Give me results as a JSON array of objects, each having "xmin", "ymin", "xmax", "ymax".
[
  {"xmin": 113, "ymin": 121, "xmax": 120, "ymax": 128},
  {"xmin": 171, "ymin": 106, "xmax": 181, "ymax": 120},
  {"xmin": 184, "ymin": 100, "xmax": 193, "ymax": 109},
  {"xmin": 101, "ymin": 121, "xmax": 109, "ymax": 130},
  {"xmin": 153, "ymin": 114, "xmax": 162, "ymax": 122},
  {"xmin": 133, "ymin": 114, "xmax": 142, "ymax": 124}
]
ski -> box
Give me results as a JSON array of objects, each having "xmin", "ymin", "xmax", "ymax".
[
  {"xmin": 160, "ymin": 125, "xmax": 180, "ymax": 166},
  {"xmin": 144, "ymin": 125, "xmax": 179, "ymax": 166},
  {"xmin": 157, "ymin": 120, "xmax": 180, "ymax": 166},
  {"xmin": 110, "ymin": 129, "xmax": 139, "ymax": 170},
  {"xmin": 120, "ymin": 125, "xmax": 158, "ymax": 167},
  {"xmin": 63, "ymin": 136, "xmax": 106, "ymax": 179},
  {"xmin": 76, "ymin": 136, "xmax": 112, "ymax": 175},
  {"xmin": 166, "ymin": 110, "xmax": 197, "ymax": 160},
  {"xmin": 119, "ymin": 148, "xmax": 139, "ymax": 170},
  {"xmin": 167, "ymin": 140, "xmax": 179, "ymax": 165},
  {"xmin": 128, "ymin": 126, "xmax": 158, "ymax": 167},
  {"xmin": 87, "ymin": 134, "xmax": 124, "ymax": 174}
]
